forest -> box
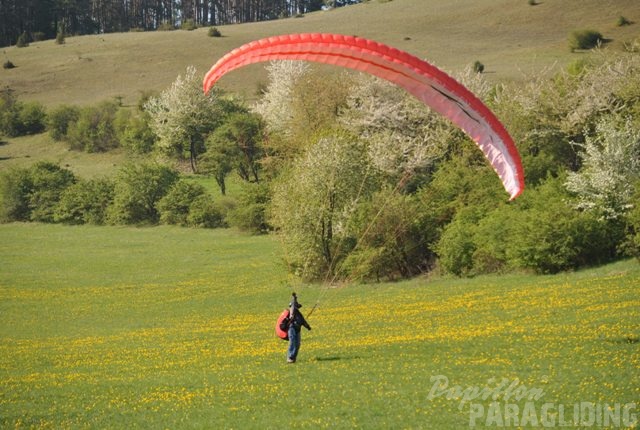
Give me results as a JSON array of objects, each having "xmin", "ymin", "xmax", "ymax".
[{"xmin": 0, "ymin": 0, "xmax": 358, "ymax": 47}]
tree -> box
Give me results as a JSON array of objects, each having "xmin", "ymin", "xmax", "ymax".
[
  {"xmin": 566, "ymin": 116, "xmax": 640, "ymax": 219},
  {"xmin": 271, "ymin": 132, "xmax": 378, "ymax": 279},
  {"xmin": 145, "ymin": 66, "xmax": 224, "ymax": 172}
]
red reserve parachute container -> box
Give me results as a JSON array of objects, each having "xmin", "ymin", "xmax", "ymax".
[{"xmin": 275, "ymin": 309, "xmax": 290, "ymax": 340}]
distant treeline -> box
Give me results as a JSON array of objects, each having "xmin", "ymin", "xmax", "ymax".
[{"xmin": 0, "ymin": 0, "xmax": 360, "ymax": 47}]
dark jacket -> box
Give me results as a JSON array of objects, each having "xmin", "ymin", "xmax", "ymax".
[{"xmin": 289, "ymin": 308, "xmax": 311, "ymax": 332}]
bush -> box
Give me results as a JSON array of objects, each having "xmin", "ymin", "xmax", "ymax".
[
  {"xmin": 0, "ymin": 167, "xmax": 32, "ymax": 222},
  {"xmin": 0, "ymin": 90, "xmax": 47, "ymax": 137},
  {"xmin": 157, "ymin": 180, "xmax": 207, "ymax": 226},
  {"xmin": 436, "ymin": 208, "xmax": 480, "ymax": 276},
  {"xmin": 54, "ymin": 178, "xmax": 114, "ymax": 225},
  {"xmin": 157, "ymin": 22, "xmax": 175, "ymax": 31},
  {"xmin": 617, "ymin": 16, "xmax": 631, "ymax": 27},
  {"xmin": 16, "ymin": 32, "xmax": 29, "ymax": 48},
  {"xmin": 227, "ymin": 182, "xmax": 270, "ymax": 233},
  {"xmin": 17, "ymin": 102, "xmax": 47, "ymax": 135},
  {"xmin": 473, "ymin": 60, "xmax": 485, "ymax": 73},
  {"xmin": 569, "ymin": 29, "xmax": 603, "ymax": 51},
  {"xmin": 48, "ymin": 105, "xmax": 80, "ymax": 140},
  {"xmin": 180, "ymin": 19, "xmax": 197, "ymax": 31},
  {"xmin": 509, "ymin": 178, "xmax": 620, "ymax": 274},
  {"xmin": 66, "ymin": 101, "xmax": 119, "ymax": 152},
  {"xmin": 114, "ymin": 109, "xmax": 155, "ymax": 154},
  {"xmin": 3, "ymin": 60, "xmax": 15, "ymax": 69},
  {"xmin": 107, "ymin": 163, "xmax": 179, "ymax": 225},
  {"xmin": 55, "ymin": 31, "xmax": 65, "ymax": 45},
  {"xmin": 26, "ymin": 162, "xmax": 76, "ymax": 223},
  {"xmin": 208, "ymin": 27, "xmax": 222, "ymax": 37},
  {"xmin": 187, "ymin": 194, "xmax": 226, "ymax": 228},
  {"xmin": 32, "ymin": 32, "xmax": 46, "ymax": 41}
]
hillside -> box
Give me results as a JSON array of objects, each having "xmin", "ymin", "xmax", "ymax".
[{"xmin": 2, "ymin": 0, "xmax": 639, "ymax": 107}]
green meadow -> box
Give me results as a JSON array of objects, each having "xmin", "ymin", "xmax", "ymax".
[{"xmin": 1, "ymin": 223, "xmax": 638, "ymax": 428}]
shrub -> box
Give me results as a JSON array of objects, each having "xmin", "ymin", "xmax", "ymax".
[
  {"xmin": 227, "ymin": 182, "xmax": 271, "ymax": 233},
  {"xmin": 48, "ymin": 105, "xmax": 80, "ymax": 140},
  {"xmin": 436, "ymin": 208, "xmax": 480, "ymax": 276},
  {"xmin": 0, "ymin": 167, "xmax": 32, "ymax": 222},
  {"xmin": 17, "ymin": 102, "xmax": 47, "ymax": 135},
  {"xmin": 66, "ymin": 101, "xmax": 119, "ymax": 152},
  {"xmin": 32, "ymin": 32, "xmax": 46, "ymax": 41},
  {"xmin": 180, "ymin": 19, "xmax": 197, "ymax": 31},
  {"xmin": 187, "ymin": 194, "xmax": 226, "ymax": 228},
  {"xmin": 3, "ymin": 60, "xmax": 15, "ymax": 69},
  {"xmin": 0, "ymin": 91, "xmax": 47, "ymax": 137},
  {"xmin": 569, "ymin": 29, "xmax": 603, "ymax": 51},
  {"xmin": 26, "ymin": 162, "xmax": 76, "ymax": 223},
  {"xmin": 114, "ymin": 109, "xmax": 155, "ymax": 154},
  {"xmin": 473, "ymin": 60, "xmax": 485, "ymax": 73},
  {"xmin": 107, "ymin": 163, "xmax": 179, "ymax": 225},
  {"xmin": 208, "ymin": 27, "xmax": 222, "ymax": 37},
  {"xmin": 16, "ymin": 32, "xmax": 29, "ymax": 48},
  {"xmin": 617, "ymin": 16, "xmax": 631, "ymax": 27},
  {"xmin": 157, "ymin": 180, "xmax": 207, "ymax": 226},
  {"xmin": 157, "ymin": 22, "xmax": 175, "ymax": 31},
  {"xmin": 55, "ymin": 31, "xmax": 65, "ymax": 45},
  {"xmin": 54, "ymin": 178, "xmax": 114, "ymax": 225}
]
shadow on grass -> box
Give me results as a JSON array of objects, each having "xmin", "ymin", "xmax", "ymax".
[{"xmin": 312, "ymin": 355, "xmax": 363, "ymax": 362}]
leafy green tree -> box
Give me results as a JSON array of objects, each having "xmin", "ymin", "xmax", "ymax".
[
  {"xmin": 107, "ymin": 163, "xmax": 179, "ymax": 225},
  {"xmin": 200, "ymin": 135, "xmax": 236, "ymax": 195},
  {"xmin": 271, "ymin": 132, "xmax": 378, "ymax": 279}
]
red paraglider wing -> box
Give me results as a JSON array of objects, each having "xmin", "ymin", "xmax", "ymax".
[
  {"xmin": 203, "ymin": 33, "xmax": 524, "ymax": 200},
  {"xmin": 275, "ymin": 309, "xmax": 289, "ymax": 340}
]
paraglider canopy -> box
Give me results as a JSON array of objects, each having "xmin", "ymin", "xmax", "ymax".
[{"xmin": 203, "ymin": 33, "xmax": 524, "ymax": 200}]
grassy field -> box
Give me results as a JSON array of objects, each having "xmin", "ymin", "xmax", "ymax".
[
  {"xmin": 0, "ymin": 223, "xmax": 638, "ymax": 428},
  {"xmin": 2, "ymin": 0, "xmax": 639, "ymax": 107}
]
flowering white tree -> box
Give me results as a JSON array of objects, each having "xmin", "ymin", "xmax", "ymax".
[
  {"xmin": 340, "ymin": 74, "xmax": 451, "ymax": 178},
  {"xmin": 145, "ymin": 66, "xmax": 222, "ymax": 172},
  {"xmin": 253, "ymin": 60, "xmax": 309, "ymax": 139},
  {"xmin": 566, "ymin": 116, "xmax": 640, "ymax": 219}
]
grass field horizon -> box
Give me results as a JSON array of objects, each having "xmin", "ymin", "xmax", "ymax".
[{"xmin": 1, "ymin": 223, "xmax": 638, "ymax": 428}]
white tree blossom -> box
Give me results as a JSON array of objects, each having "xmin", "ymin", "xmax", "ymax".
[
  {"xmin": 340, "ymin": 74, "xmax": 451, "ymax": 177},
  {"xmin": 144, "ymin": 66, "xmax": 221, "ymax": 170},
  {"xmin": 252, "ymin": 60, "xmax": 309, "ymax": 138},
  {"xmin": 566, "ymin": 116, "xmax": 640, "ymax": 219}
]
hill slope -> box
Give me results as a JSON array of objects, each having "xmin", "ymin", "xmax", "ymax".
[{"xmin": 2, "ymin": 0, "xmax": 639, "ymax": 107}]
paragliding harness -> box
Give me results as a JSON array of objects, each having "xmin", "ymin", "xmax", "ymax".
[{"xmin": 275, "ymin": 309, "xmax": 290, "ymax": 341}]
